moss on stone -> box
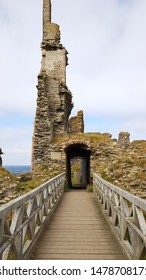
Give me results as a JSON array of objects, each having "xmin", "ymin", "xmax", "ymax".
[{"xmin": 53, "ymin": 132, "xmax": 112, "ymax": 145}]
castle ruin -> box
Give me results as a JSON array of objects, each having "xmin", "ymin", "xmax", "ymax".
[
  {"xmin": 32, "ymin": 1, "xmax": 131, "ymax": 189},
  {"xmin": 32, "ymin": 0, "xmax": 84, "ymax": 172}
]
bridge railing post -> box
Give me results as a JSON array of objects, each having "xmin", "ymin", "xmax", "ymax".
[
  {"xmin": 0, "ymin": 173, "xmax": 65, "ymax": 260},
  {"xmin": 93, "ymin": 173, "xmax": 146, "ymax": 260}
]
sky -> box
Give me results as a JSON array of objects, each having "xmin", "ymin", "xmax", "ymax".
[{"xmin": 0, "ymin": 0, "xmax": 146, "ymax": 165}]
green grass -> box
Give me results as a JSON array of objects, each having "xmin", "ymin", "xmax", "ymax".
[
  {"xmin": 100, "ymin": 171, "xmax": 114, "ymax": 183},
  {"xmin": 87, "ymin": 186, "xmax": 93, "ymax": 192},
  {"xmin": 71, "ymin": 176, "xmax": 81, "ymax": 186},
  {"xmin": 53, "ymin": 132, "xmax": 112, "ymax": 145},
  {"xmin": 0, "ymin": 166, "xmax": 16, "ymax": 181}
]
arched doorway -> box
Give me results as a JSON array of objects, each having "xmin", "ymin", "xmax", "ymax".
[{"xmin": 65, "ymin": 143, "xmax": 91, "ymax": 189}]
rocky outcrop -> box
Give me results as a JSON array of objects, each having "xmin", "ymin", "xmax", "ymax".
[
  {"xmin": 118, "ymin": 132, "xmax": 130, "ymax": 148},
  {"xmin": 0, "ymin": 167, "xmax": 18, "ymax": 205}
]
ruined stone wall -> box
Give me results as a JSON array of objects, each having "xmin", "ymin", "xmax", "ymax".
[
  {"xmin": 68, "ymin": 110, "xmax": 84, "ymax": 134},
  {"xmin": 44, "ymin": 48, "xmax": 67, "ymax": 83},
  {"xmin": 43, "ymin": 0, "xmax": 51, "ymax": 39},
  {"xmin": 44, "ymin": 23, "xmax": 60, "ymax": 44},
  {"xmin": 32, "ymin": 72, "xmax": 73, "ymax": 167},
  {"xmin": 32, "ymin": 73, "xmax": 52, "ymax": 167},
  {"xmin": 32, "ymin": 1, "xmax": 73, "ymax": 169},
  {"xmin": 33, "ymin": 131, "xmax": 146, "ymax": 198}
]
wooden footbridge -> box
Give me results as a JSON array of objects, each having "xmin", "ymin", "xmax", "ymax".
[{"xmin": 0, "ymin": 173, "xmax": 146, "ymax": 260}]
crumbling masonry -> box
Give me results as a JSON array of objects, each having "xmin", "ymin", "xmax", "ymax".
[
  {"xmin": 32, "ymin": 0, "xmax": 84, "ymax": 170},
  {"xmin": 32, "ymin": 1, "xmax": 132, "ymax": 190}
]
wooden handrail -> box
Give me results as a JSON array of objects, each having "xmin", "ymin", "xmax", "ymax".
[
  {"xmin": 93, "ymin": 173, "xmax": 146, "ymax": 260},
  {"xmin": 0, "ymin": 173, "xmax": 65, "ymax": 260}
]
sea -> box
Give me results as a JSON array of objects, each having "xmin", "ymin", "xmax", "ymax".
[{"xmin": 3, "ymin": 165, "xmax": 31, "ymax": 174}]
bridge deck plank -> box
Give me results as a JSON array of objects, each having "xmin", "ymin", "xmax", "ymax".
[{"xmin": 31, "ymin": 190, "xmax": 126, "ymax": 260}]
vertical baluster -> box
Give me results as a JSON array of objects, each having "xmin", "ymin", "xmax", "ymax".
[{"xmin": 9, "ymin": 205, "xmax": 24, "ymax": 259}]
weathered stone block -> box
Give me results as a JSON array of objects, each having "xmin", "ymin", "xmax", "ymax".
[
  {"xmin": 118, "ymin": 132, "xmax": 130, "ymax": 148},
  {"xmin": 68, "ymin": 110, "xmax": 84, "ymax": 134},
  {"xmin": 50, "ymin": 152, "xmax": 62, "ymax": 160},
  {"xmin": 45, "ymin": 23, "xmax": 60, "ymax": 43}
]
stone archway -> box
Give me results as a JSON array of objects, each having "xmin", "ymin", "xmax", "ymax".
[{"xmin": 65, "ymin": 143, "xmax": 91, "ymax": 189}]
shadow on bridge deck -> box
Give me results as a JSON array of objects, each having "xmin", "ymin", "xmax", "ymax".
[{"xmin": 31, "ymin": 190, "xmax": 126, "ymax": 260}]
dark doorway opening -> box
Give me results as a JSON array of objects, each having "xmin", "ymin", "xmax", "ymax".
[{"xmin": 65, "ymin": 144, "xmax": 91, "ymax": 189}]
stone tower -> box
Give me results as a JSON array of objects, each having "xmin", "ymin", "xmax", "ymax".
[{"xmin": 32, "ymin": 0, "xmax": 73, "ymax": 169}]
